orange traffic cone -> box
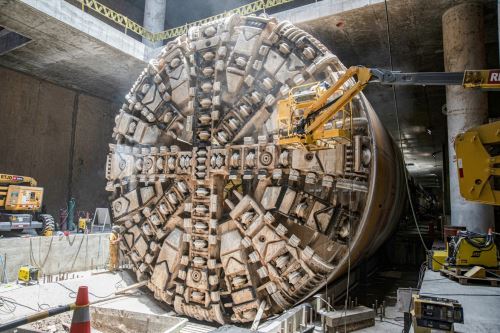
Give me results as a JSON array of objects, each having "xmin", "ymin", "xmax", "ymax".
[{"xmin": 70, "ymin": 286, "xmax": 91, "ymax": 333}]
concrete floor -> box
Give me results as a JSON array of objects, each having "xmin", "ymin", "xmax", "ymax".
[
  {"xmin": 0, "ymin": 269, "xmax": 190, "ymax": 333},
  {"xmin": 357, "ymin": 307, "xmax": 405, "ymax": 332},
  {"xmin": 0, "ymin": 268, "xmax": 406, "ymax": 333},
  {"xmin": 419, "ymin": 270, "xmax": 500, "ymax": 332},
  {"xmin": 350, "ymin": 267, "xmax": 418, "ymax": 332},
  {"xmin": 0, "ymin": 270, "xmax": 130, "ymax": 321},
  {"xmin": 358, "ymin": 268, "xmax": 500, "ymax": 332},
  {"xmin": 2, "ymin": 267, "xmax": 498, "ymax": 332}
]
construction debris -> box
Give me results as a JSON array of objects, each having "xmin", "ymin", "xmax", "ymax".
[{"xmin": 28, "ymin": 312, "xmax": 72, "ymax": 333}]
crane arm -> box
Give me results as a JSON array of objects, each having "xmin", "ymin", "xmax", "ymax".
[
  {"xmin": 368, "ymin": 68, "xmax": 464, "ymax": 86},
  {"xmin": 0, "ymin": 174, "xmax": 38, "ymax": 186},
  {"xmin": 306, "ymin": 67, "xmax": 372, "ymax": 134},
  {"xmin": 278, "ymin": 66, "xmax": 500, "ymax": 150},
  {"xmin": 371, "ymin": 68, "xmax": 500, "ymax": 90},
  {"xmin": 305, "ymin": 67, "xmax": 500, "ymax": 136}
]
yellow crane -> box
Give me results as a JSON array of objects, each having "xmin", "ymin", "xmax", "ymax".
[
  {"xmin": 277, "ymin": 66, "xmax": 499, "ymax": 151},
  {"xmin": 0, "ymin": 173, "xmax": 54, "ymax": 235},
  {"xmin": 454, "ymin": 122, "xmax": 500, "ymax": 206}
]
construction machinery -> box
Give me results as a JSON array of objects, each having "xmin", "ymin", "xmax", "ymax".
[
  {"xmin": 439, "ymin": 119, "xmax": 500, "ymax": 269},
  {"xmin": 276, "ymin": 66, "xmax": 500, "ymax": 271},
  {"xmin": 446, "ymin": 229, "xmax": 498, "ymax": 268},
  {"xmin": 0, "ymin": 173, "xmax": 54, "ymax": 235},
  {"xmin": 430, "ymin": 225, "xmax": 499, "ymax": 272},
  {"xmin": 77, "ymin": 211, "xmax": 90, "ymax": 233},
  {"xmin": 17, "ymin": 265, "xmax": 40, "ymax": 285},
  {"xmin": 411, "ymin": 295, "xmax": 464, "ymax": 333},
  {"xmin": 277, "ymin": 66, "xmax": 500, "ymax": 150},
  {"xmin": 455, "ymin": 120, "xmax": 500, "ymax": 206},
  {"xmin": 106, "ymin": 15, "xmax": 409, "ymax": 323},
  {"xmin": 103, "ymin": 14, "xmax": 497, "ymax": 324}
]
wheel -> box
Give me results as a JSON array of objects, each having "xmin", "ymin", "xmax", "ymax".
[{"xmin": 38, "ymin": 214, "xmax": 55, "ymax": 236}]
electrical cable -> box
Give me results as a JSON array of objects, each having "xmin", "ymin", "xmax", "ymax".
[
  {"xmin": 0, "ymin": 272, "xmax": 128, "ymax": 317},
  {"xmin": 64, "ymin": 234, "xmax": 86, "ymax": 272},
  {"xmin": 343, "ymin": 159, "xmax": 353, "ymax": 333},
  {"xmin": 378, "ymin": 318, "xmax": 405, "ymax": 328},
  {"xmin": 67, "ymin": 198, "xmax": 77, "ymax": 231},
  {"xmin": 55, "ymin": 266, "xmax": 127, "ymax": 300},
  {"xmin": 55, "ymin": 281, "xmax": 117, "ymax": 299},
  {"xmin": 417, "ymin": 261, "xmax": 427, "ymax": 289},
  {"xmin": 487, "ymin": 270, "xmax": 500, "ymax": 279},
  {"xmin": 0, "ymin": 296, "xmax": 40, "ymax": 313},
  {"xmin": 37, "ymin": 303, "xmax": 51, "ymax": 310},
  {"xmin": 114, "ymin": 268, "xmax": 125, "ymax": 290},
  {"xmin": 383, "ymin": 1, "xmax": 449, "ymax": 273},
  {"xmin": 340, "ymin": 96, "xmax": 355, "ymax": 333},
  {"xmin": 29, "ymin": 236, "xmax": 54, "ymax": 274},
  {"xmin": 0, "ymin": 297, "xmax": 16, "ymax": 314},
  {"xmin": 422, "ymin": 277, "xmax": 449, "ymax": 282},
  {"xmin": 383, "ymin": 0, "xmax": 428, "ymax": 252}
]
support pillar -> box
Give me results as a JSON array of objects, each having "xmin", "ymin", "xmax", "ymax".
[
  {"xmin": 443, "ymin": 2, "xmax": 494, "ymax": 232},
  {"xmin": 143, "ymin": 0, "xmax": 166, "ymax": 48}
]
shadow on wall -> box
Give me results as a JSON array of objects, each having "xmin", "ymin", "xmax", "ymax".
[{"xmin": 0, "ymin": 67, "xmax": 117, "ymax": 218}]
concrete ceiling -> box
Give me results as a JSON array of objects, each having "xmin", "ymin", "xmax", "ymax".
[
  {"xmin": 0, "ymin": 0, "xmax": 148, "ymax": 101},
  {"xmin": 298, "ymin": 0, "xmax": 499, "ymax": 186}
]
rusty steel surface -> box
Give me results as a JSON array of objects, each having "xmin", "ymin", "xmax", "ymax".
[{"xmin": 105, "ymin": 15, "xmax": 405, "ymax": 324}]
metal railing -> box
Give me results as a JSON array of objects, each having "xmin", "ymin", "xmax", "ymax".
[{"xmin": 75, "ymin": 0, "xmax": 294, "ymax": 43}]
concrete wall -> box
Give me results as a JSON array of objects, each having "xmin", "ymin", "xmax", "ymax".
[
  {"xmin": 0, "ymin": 67, "xmax": 117, "ymax": 218},
  {"xmin": 0, "ymin": 233, "xmax": 110, "ymax": 282},
  {"xmin": 91, "ymin": 307, "xmax": 187, "ymax": 333},
  {"xmin": 70, "ymin": 94, "xmax": 116, "ymax": 214}
]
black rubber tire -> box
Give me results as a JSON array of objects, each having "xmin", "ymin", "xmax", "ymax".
[{"xmin": 38, "ymin": 214, "xmax": 55, "ymax": 236}]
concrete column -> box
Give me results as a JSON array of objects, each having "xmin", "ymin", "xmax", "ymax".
[
  {"xmin": 143, "ymin": 0, "xmax": 166, "ymax": 48},
  {"xmin": 443, "ymin": 2, "xmax": 494, "ymax": 232}
]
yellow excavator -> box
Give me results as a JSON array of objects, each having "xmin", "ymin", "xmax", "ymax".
[
  {"xmin": 276, "ymin": 66, "xmax": 500, "ymax": 270},
  {"xmin": 0, "ymin": 173, "xmax": 54, "ymax": 235}
]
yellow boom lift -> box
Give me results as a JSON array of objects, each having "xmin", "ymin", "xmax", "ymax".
[
  {"xmin": 0, "ymin": 173, "xmax": 54, "ymax": 235},
  {"xmin": 277, "ymin": 66, "xmax": 499, "ymax": 150}
]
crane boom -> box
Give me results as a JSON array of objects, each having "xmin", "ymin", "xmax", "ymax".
[
  {"xmin": 277, "ymin": 66, "xmax": 500, "ymax": 150},
  {"xmin": 0, "ymin": 174, "xmax": 38, "ymax": 187}
]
